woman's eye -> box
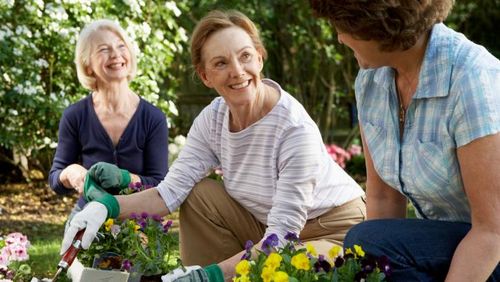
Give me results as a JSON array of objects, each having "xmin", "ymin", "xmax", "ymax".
[
  {"xmin": 215, "ymin": 61, "xmax": 226, "ymax": 68},
  {"xmin": 99, "ymin": 47, "xmax": 109, "ymax": 53},
  {"xmin": 118, "ymin": 44, "xmax": 126, "ymax": 49},
  {"xmin": 241, "ymin": 52, "xmax": 252, "ymax": 62}
]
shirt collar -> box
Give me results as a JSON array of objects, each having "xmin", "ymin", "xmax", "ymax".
[
  {"xmin": 373, "ymin": 23, "xmax": 453, "ymax": 99},
  {"xmin": 416, "ymin": 23, "xmax": 453, "ymax": 99}
]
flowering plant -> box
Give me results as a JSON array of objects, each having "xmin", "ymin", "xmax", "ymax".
[
  {"xmin": 78, "ymin": 182, "xmax": 181, "ymax": 276},
  {"xmin": 234, "ymin": 233, "xmax": 391, "ymax": 282},
  {"xmin": 0, "ymin": 232, "xmax": 32, "ymax": 281}
]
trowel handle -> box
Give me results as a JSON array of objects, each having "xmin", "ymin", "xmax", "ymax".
[{"xmin": 58, "ymin": 229, "xmax": 85, "ymax": 269}]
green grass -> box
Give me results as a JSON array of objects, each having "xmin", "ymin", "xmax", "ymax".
[{"xmin": 30, "ymin": 238, "xmax": 70, "ymax": 281}]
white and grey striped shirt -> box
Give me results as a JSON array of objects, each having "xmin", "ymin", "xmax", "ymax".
[{"xmin": 157, "ymin": 79, "xmax": 364, "ymax": 242}]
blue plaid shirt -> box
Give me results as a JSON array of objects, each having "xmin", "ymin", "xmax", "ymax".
[{"xmin": 355, "ymin": 23, "xmax": 500, "ymax": 222}]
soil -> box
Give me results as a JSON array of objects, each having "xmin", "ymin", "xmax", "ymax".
[
  {"xmin": 0, "ymin": 182, "xmax": 77, "ymax": 239},
  {"xmin": 0, "ymin": 182, "xmax": 180, "ymax": 239}
]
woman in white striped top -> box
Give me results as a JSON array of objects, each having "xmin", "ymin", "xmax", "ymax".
[{"xmin": 62, "ymin": 9, "xmax": 366, "ymax": 281}]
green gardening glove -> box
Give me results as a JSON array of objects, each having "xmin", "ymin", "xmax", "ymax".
[
  {"xmin": 88, "ymin": 162, "xmax": 131, "ymax": 194},
  {"xmin": 163, "ymin": 264, "xmax": 224, "ymax": 282},
  {"xmin": 83, "ymin": 174, "xmax": 120, "ymax": 218}
]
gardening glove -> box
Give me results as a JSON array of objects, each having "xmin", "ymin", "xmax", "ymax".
[
  {"xmin": 161, "ymin": 264, "xmax": 224, "ymax": 282},
  {"xmin": 83, "ymin": 174, "xmax": 120, "ymax": 218},
  {"xmin": 60, "ymin": 201, "xmax": 107, "ymax": 254},
  {"xmin": 88, "ymin": 162, "xmax": 131, "ymax": 193}
]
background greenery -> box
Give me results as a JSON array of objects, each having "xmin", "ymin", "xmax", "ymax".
[{"xmin": 1, "ymin": 0, "xmax": 498, "ymax": 182}]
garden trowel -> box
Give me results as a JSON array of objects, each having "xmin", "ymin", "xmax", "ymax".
[{"xmin": 52, "ymin": 229, "xmax": 85, "ymax": 281}]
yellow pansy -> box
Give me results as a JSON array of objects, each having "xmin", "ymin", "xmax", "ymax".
[
  {"xmin": 104, "ymin": 218, "xmax": 114, "ymax": 231},
  {"xmin": 264, "ymin": 252, "xmax": 282, "ymax": 270},
  {"xmin": 261, "ymin": 266, "xmax": 274, "ymax": 282},
  {"xmin": 354, "ymin": 245, "xmax": 365, "ymax": 257},
  {"xmin": 133, "ymin": 224, "xmax": 140, "ymax": 233},
  {"xmin": 306, "ymin": 243, "xmax": 318, "ymax": 257},
  {"xmin": 345, "ymin": 247, "xmax": 353, "ymax": 255},
  {"xmin": 291, "ymin": 253, "xmax": 310, "ymax": 271},
  {"xmin": 235, "ymin": 259, "xmax": 251, "ymax": 276},
  {"xmin": 328, "ymin": 245, "xmax": 342, "ymax": 259},
  {"xmin": 233, "ymin": 275, "xmax": 250, "ymax": 282},
  {"xmin": 273, "ymin": 271, "xmax": 289, "ymax": 282}
]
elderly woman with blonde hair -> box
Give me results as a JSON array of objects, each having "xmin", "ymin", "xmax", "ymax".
[{"xmin": 49, "ymin": 19, "xmax": 168, "ymax": 224}]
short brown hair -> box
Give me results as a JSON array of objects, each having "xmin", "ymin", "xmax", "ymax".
[
  {"xmin": 190, "ymin": 10, "xmax": 267, "ymax": 73},
  {"xmin": 309, "ymin": 0, "xmax": 454, "ymax": 51},
  {"xmin": 75, "ymin": 19, "xmax": 137, "ymax": 91}
]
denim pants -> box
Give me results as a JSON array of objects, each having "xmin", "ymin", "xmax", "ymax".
[{"xmin": 345, "ymin": 219, "xmax": 499, "ymax": 282}]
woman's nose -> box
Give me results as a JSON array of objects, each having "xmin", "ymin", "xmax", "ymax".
[
  {"xmin": 230, "ymin": 60, "xmax": 245, "ymax": 77},
  {"xmin": 109, "ymin": 47, "xmax": 119, "ymax": 58}
]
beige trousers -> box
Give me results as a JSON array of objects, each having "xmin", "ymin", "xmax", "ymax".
[{"xmin": 179, "ymin": 178, "xmax": 366, "ymax": 266}]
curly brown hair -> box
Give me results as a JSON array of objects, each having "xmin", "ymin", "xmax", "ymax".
[{"xmin": 309, "ymin": 0, "xmax": 454, "ymax": 51}]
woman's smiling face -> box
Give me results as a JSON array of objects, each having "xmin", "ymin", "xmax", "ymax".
[
  {"xmin": 88, "ymin": 29, "xmax": 131, "ymax": 85},
  {"xmin": 198, "ymin": 26, "xmax": 264, "ymax": 107}
]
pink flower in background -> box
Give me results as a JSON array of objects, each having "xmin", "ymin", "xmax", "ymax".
[
  {"xmin": 348, "ymin": 144, "xmax": 363, "ymax": 156},
  {"xmin": 5, "ymin": 233, "xmax": 29, "ymax": 248},
  {"xmin": 0, "ymin": 232, "xmax": 30, "ymax": 266},
  {"xmin": 0, "ymin": 250, "xmax": 9, "ymax": 267},
  {"xmin": 0, "ymin": 232, "xmax": 32, "ymax": 281},
  {"xmin": 214, "ymin": 167, "xmax": 223, "ymax": 176},
  {"xmin": 325, "ymin": 144, "xmax": 351, "ymax": 168}
]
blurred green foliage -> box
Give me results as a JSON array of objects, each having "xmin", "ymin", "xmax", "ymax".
[{"xmin": 0, "ymin": 0, "xmax": 498, "ymax": 181}]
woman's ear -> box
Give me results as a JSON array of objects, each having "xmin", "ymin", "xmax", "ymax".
[
  {"xmin": 197, "ymin": 68, "xmax": 213, "ymax": 88},
  {"xmin": 257, "ymin": 52, "xmax": 264, "ymax": 72},
  {"xmin": 86, "ymin": 66, "xmax": 93, "ymax": 76}
]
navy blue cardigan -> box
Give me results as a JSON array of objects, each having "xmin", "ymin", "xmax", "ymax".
[{"xmin": 49, "ymin": 95, "xmax": 168, "ymax": 198}]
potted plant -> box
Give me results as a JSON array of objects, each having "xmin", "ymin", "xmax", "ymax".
[{"xmin": 77, "ymin": 183, "xmax": 180, "ymax": 282}]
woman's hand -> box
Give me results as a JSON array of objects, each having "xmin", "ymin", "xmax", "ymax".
[{"xmin": 59, "ymin": 164, "xmax": 87, "ymax": 194}]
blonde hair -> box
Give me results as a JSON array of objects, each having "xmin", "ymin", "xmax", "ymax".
[
  {"xmin": 190, "ymin": 10, "xmax": 267, "ymax": 74},
  {"xmin": 75, "ymin": 19, "xmax": 137, "ymax": 91}
]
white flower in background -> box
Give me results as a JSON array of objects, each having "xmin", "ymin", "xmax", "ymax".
[
  {"xmin": 1, "ymin": 0, "xmax": 14, "ymax": 8},
  {"xmin": 45, "ymin": 3, "xmax": 68, "ymax": 21},
  {"xmin": 13, "ymin": 48, "xmax": 22, "ymax": 56},
  {"xmin": 3, "ymin": 73, "xmax": 11, "ymax": 83},
  {"xmin": 124, "ymin": 0, "xmax": 143, "ymax": 16},
  {"xmin": 140, "ymin": 22, "xmax": 151, "ymax": 40},
  {"xmin": 165, "ymin": 1, "xmax": 181, "ymax": 17},
  {"xmin": 168, "ymin": 143, "xmax": 180, "ymax": 157},
  {"xmin": 34, "ymin": 0, "xmax": 44, "ymax": 10},
  {"xmin": 174, "ymin": 135, "xmax": 186, "ymax": 147},
  {"xmin": 34, "ymin": 59, "xmax": 49, "ymax": 68},
  {"xmin": 178, "ymin": 27, "xmax": 188, "ymax": 42},
  {"xmin": 155, "ymin": 30, "xmax": 164, "ymax": 41},
  {"xmin": 12, "ymin": 67, "xmax": 23, "ymax": 75},
  {"xmin": 15, "ymin": 25, "xmax": 32, "ymax": 38},
  {"xmin": 168, "ymin": 134, "xmax": 187, "ymax": 165},
  {"xmin": 168, "ymin": 100, "xmax": 178, "ymax": 116}
]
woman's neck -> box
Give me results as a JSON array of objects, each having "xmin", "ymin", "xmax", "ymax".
[
  {"xmin": 391, "ymin": 31, "xmax": 430, "ymax": 105},
  {"xmin": 229, "ymin": 82, "xmax": 279, "ymax": 132},
  {"xmin": 92, "ymin": 82, "xmax": 137, "ymax": 113}
]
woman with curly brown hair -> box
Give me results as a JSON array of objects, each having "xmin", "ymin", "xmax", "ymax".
[{"xmin": 310, "ymin": 0, "xmax": 500, "ymax": 281}]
